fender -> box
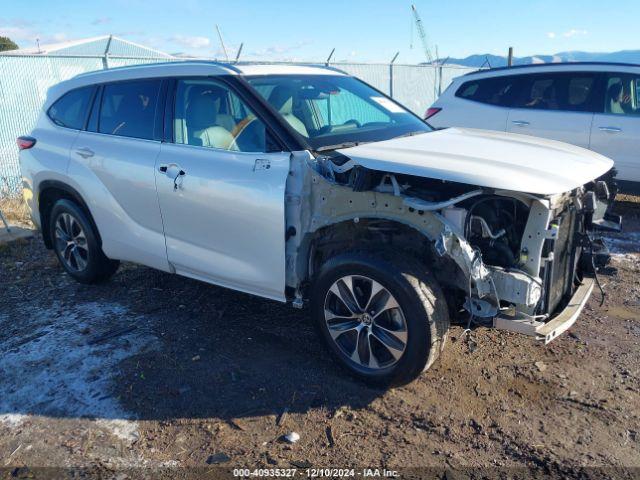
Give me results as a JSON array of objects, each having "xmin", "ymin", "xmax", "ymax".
[{"xmin": 38, "ymin": 180, "xmax": 102, "ymax": 249}]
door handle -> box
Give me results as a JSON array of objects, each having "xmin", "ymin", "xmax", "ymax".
[
  {"xmin": 598, "ymin": 126, "xmax": 622, "ymax": 133},
  {"xmin": 159, "ymin": 164, "xmax": 186, "ymax": 189},
  {"xmin": 511, "ymin": 120, "xmax": 530, "ymax": 127},
  {"xmin": 75, "ymin": 147, "xmax": 95, "ymax": 159}
]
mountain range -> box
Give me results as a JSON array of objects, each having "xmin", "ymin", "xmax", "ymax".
[{"xmin": 439, "ymin": 50, "xmax": 640, "ymax": 68}]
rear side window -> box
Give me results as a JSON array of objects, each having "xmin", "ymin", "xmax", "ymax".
[
  {"xmin": 48, "ymin": 86, "xmax": 95, "ymax": 129},
  {"xmin": 98, "ymin": 80, "xmax": 161, "ymax": 140},
  {"xmin": 455, "ymin": 76, "xmax": 518, "ymax": 107},
  {"xmin": 512, "ymin": 72, "xmax": 598, "ymax": 112}
]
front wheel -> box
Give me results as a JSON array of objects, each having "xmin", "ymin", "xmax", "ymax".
[{"xmin": 311, "ymin": 251, "xmax": 449, "ymax": 387}]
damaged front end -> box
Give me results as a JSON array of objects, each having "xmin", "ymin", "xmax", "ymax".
[{"xmin": 286, "ymin": 150, "xmax": 618, "ymax": 343}]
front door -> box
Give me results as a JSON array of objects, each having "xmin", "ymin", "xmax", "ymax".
[
  {"xmin": 590, "ymin": 71, "xmax": 640, "ymax": 182},
  {"xmin": 155, "ymin": 77, "xmax": 291, "ymax": 301}
]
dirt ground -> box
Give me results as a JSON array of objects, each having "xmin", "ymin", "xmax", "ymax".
[{"xmin": 0, "ymin": 198, "xmax": 639, "ymax": 479}]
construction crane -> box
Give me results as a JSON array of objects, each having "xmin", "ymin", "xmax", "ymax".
[{"xmin": 411, "ymin": 4, "xmax": 434, "ymax": 64}]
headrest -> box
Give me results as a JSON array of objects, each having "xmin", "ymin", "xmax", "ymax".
[
  {"xmin": 608, "ymin": 83, "xmax": 623, "ymax": 101},
  {"xmin": 186, "ymin": 94, "xmax": 217, "ymax": 130},
  {"xmin": 268, "ymin": 85, "xmax": 295, "ymax": 114}
]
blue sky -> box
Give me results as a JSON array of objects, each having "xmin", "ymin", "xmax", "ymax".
[{"xmin": 1, "ymin": 0, "xmax": 638, "ymax": 62}]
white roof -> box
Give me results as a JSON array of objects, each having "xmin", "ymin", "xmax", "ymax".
[
  {"xmin": 234, "ymin": 64, "xmax": 346, "ymax": 76},
  {"xmin": 43, "ymin": 61, "xmax": 346, "ymax": 109}
]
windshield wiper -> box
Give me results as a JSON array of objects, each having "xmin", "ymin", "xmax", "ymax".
[{"xmin": 315, "ymin": 141, "xmax": 363, "ymax": 152}]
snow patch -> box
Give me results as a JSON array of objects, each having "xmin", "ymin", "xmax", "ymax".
[
  {"xmin": 0, "ymin": 413, "xmax": 27, "ymax": 428},
  {"xmin": 96, "ymin": 419, "xmax": 141, "ymax": 444},
  {"xmin": 602, "ymin": 231, "xmax": 640, "ymax": 256},
  {"xmin": 0, "ymin": 301, "xmax": 158, "ymax": 423}
]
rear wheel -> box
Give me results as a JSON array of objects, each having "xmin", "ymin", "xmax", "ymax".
[
  {"xmin": 311, "ymin": 251, "xmax": 449, "ymax": 386},
  {"xmin": 50, "ymin": 199, "xmax": 119, "ymax": 284}
]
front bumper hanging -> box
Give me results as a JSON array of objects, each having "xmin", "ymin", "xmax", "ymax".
[{"xmin": 493, "ymin": 277, "xmax": 594, "ymax": 344}]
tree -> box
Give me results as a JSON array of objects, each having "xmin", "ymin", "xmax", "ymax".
[{"xmin": 0, "ymin": 37, "xmax": 19, "ymax": 52}]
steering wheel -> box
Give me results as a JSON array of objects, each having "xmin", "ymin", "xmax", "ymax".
[{"xmin": 228, "ymin": 115, "xmax": 258, "ymax": 151}]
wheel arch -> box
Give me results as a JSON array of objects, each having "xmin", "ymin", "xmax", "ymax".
[
  {"xmin": 297, "ymin": 216, "xmax": 466, "ymax": 299},
  {"xmin": 38, "ymin": 180, "xmax": 101, "ymax": 249}
]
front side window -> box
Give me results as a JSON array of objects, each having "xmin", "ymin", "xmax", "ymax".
[
  {"xmin": 246, "ymin": 75, "xmax": 430, "ymax": 151},
  {"xmin": 48, "ymin": 86, "xmax": 95, "ymax": 129},
  {"xmin": 173, "ymin": 78, "xmax": 270, "ymax": 152},
  {"xmin": 603, "ymin": 72, "xmax": 640, "ymax": 116},
  {"xmin": 513, "ymin": 72, "xmax": 597, "ymax": 112},
  {"xmin": 455, "ymin": 76, "xmax": 518, "ymax": 107},
  {"xmin": 98, "ymin": 80, "xmax": 161, "ymax": 140}
]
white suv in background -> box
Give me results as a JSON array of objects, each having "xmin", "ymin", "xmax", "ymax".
[
  {"xmin": 19, "ymin": 62, "xmax": 615, "ymax": 386},
  {"xmin": 428, "ymin": 62, "xmax": 640, "ymax": 187}
]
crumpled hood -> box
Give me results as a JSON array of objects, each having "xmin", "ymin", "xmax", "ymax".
[{"xmin": 337, "ymin": 127, "xmax": 614, "ymax": 195}]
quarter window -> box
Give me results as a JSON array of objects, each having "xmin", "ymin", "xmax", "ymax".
[
  {"xmin": 455, "ymin": 76, "xmax": 518, "ymax": 107},
  {"xmin": 98, "ymin": 80, "xmax": 161, "ymax": 140},
  {"xmin": 173, "ymin": 79, "xmax": 271, "ymax": 152},
  {"xmin": 48, "ymin": 86, "xmax": 95, "ymax": 130}
]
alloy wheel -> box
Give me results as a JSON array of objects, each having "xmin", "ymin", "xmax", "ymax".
[
  {"xmin": 54, "ymin": 212, "xmax": 89, "ymax": 272},
  {"xmin": 324, "ymin": 275, "xmax": 408, "ymax": 369}
]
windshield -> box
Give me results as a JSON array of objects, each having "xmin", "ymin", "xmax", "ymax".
[{"xmin": 245, "ymin": 74, "xmax": 431, "ymax": 150}]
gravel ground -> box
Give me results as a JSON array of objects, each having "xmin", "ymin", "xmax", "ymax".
[{"xmin": 0, "ymin": 200, "xmax": 639, "ymax": 479}]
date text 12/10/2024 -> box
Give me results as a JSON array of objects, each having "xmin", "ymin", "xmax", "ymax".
[{"xmin": 232, "ymin": 468, "xmax": 400, "ymax": 478}]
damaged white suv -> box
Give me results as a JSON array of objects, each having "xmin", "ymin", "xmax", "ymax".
[{"xmin": 19, "ymin": 62, "xmax": 617, "ymax": 385}]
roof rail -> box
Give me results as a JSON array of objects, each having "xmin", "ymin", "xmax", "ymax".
[
  {"xmin": 464, "ymin": 61, "xmax": 640, "ymax": 76},
  {"xmin": 74, "ymin": 59, "xmax": 242, "ymax": 79}
]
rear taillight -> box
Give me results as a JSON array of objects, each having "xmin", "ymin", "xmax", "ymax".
[
  {"xmin": 17, "ymin": 136, "xmax": 36, "ymax": 150},
  {"xmin": 425, "ymin": 107, "xmax": 441, "ymax": 120}
]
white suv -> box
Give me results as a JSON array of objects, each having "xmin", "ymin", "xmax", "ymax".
[
  {"xmin": 428, "ymin": 62, "xmax": 640, "ymax": 186},
  {"xmin": 19, "ymin": 62, "xmax": 615, "ymax": 385}
]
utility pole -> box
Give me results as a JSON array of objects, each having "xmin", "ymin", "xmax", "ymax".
[
  {"xmin": 216, "ymin": 25, "xmax": 229, "ymax": 62},
  {"xmin": 507, "ymin": 47, "xmax": 514, "ymax": 67}
]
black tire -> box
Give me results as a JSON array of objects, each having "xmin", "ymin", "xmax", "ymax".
[
  {"xmin": 311, "ymin": 251, "xmax": 449, "ymax": 387},
  {"xmin": 49, "ymin": 199, "xmax": 119, "ymax": 284}
]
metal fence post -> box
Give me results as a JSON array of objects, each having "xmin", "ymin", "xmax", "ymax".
[
  {"xmin": 102, "ymin": 34, "xmax": 113, "ymax": 70},
  {"xmin": 389, "ymin": 52, "xmax": 399, "ymax": 98}
]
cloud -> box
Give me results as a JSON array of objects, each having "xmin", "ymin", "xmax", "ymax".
[
  {"xmin": 548, "ymin": 29, "xmax": 588, "ymax": 40},
  {"xmin": 0, "ymin": 24, "xmax": 67, "ymax": 47},
  {"xmin": 563, "ymin": 29, "xmax": 588, "ymax": 38},
  {"xmin": 168, "ymin": 35, "xmax": 211, "ymax": 50},
  {"xmin": 91, "ymin": 17, "xmax": 112, "ymax": 26},
  {"xmin": 249, "ymin": 40, "xmax": 313, "ymax": 59}
]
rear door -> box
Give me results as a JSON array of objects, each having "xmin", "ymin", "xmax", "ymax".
[
  {"xmin": 506, "ymin": 71, "xmax": 598, "ymax": 148},
  {"xmin": 590, "ymin": 71, "xmax": 640, "ymax": 182},
  {"xmin": 68, "ymin": 78, "xmax": 168, "ymax": 271},
  {"xmin": 154, "ymin": 77, "xmax": 291, "ymax": 301}
]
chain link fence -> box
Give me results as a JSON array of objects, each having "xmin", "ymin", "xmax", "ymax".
[{"xmin": 0, "ymin": 54, "xmax": 474, "ymax": 198}]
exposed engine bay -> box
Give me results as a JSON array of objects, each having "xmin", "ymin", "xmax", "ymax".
[{"xmin": 284, "ymin": 150, "xmax": 618, "ymax": 343}]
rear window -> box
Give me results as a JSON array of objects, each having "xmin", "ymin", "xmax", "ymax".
[
  {"xmin": 98, "ymin": 80, "xmax": 161, "ymax": 140},
  {"xmin": 48, "ymin": 86, "xmax": 95, "ymax": 130},
  {"xmin": 455, "ymin": 76, "xmax": 518, "ymax": 107}
]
